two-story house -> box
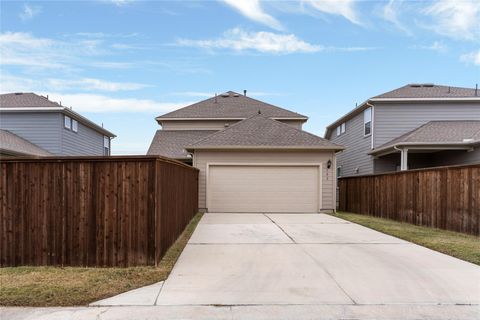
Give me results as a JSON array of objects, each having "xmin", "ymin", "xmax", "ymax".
[
  {"xmin": 325, "ymin": 84, "xmax": 480, "ymax": 177},
  {"xmin": 148, "ymin": 91, "xmax": 344, "ymax": 213},
  {"xmin": 0, "ymin": 93, "xmax": 116, "ymax": 157}
]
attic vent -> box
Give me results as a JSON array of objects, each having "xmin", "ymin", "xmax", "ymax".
[
  {"xmin": 409, "ymin": 84, "xmax": 421, "ymax": 88},
  {"xmin": 220, "ymin": 93, "xmax": 229, "ymax": 97},
  {"xmin": 233, "ymin": 93, "xmax": 239, "ymax": 97},
  {"xmin": 14, "ymin": 92, "xmax": 23, "ymax": 95},
  {"xmin": 422, "ymin": 83, "xmax": 434, "ymax": 87}
]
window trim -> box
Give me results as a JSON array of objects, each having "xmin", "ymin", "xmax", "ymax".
[
  {"xmin": 363, "ymin": 107, "xmax": 372, "ymax": 137},
  {"xmin": 336, "ymin": 125, "xmax": 341, "ymax": 136},
  {"xmin": 72, "ymin": 119, "xmax": 78, "ymax": 133},
  {"xmin": 64, "ymin": 115, "xmax": 71, "ymax": 130},
  {"xmin": 341, "ymin": 122, "xmax": 346, "ymax": 134}
]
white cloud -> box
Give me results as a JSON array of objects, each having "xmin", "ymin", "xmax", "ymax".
[
  {"xmin": 46, "ymin": 78, "xmax": 150, "ymax": 92},
  {"xmin": 176, "ymin": 28, "xmax": 377, "ymax": 54},
  {"xmin": 176, "ymin": 28, "xmax": 321, "ymax": 54},
  {"xmin": 460, "ymin": 50, "xmax": 480, "ymax": 66},
  {"xmin": 381, "ymin": 0, "xmax": 411, "ymax": 34},
  {"xmin": 423, "ymin": 0, "xmax": 480, "ymax": 41},
  {"xmin": 302, "ymin": 0, "xmax": 361, "ymax": 25},
  {"xmin": 411, "ymin": 41, "xmax": 447, "ymax": 52},
  {"xmin": 44, "ymin": 93, "xmax": 191, "ymax": 113},
  {"xmin": 19, "ymin": 4, "xmax": 41, "ymax": 21},
  {"xmin": 0, "ymin": 31, "xmax": 133, "ymax": 71},
  {"xmin": 0, "ymin": 73, "xmax": 149, "ymax": 93},
  {"xmin": 222, "ymin": 0, "xmax": 283, "ymax": 30},
  {"xmin": 102, "ymin": 0, "xmax": 136, "ymax": 6}
]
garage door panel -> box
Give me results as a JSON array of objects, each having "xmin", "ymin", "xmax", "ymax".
[{"xmin": 208, "ymin": 165, "xmax": 320, "ymax": 213}]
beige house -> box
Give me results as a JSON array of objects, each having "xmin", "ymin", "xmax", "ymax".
[{"xmin": 148, "ymin": 91, "xmax": 343, "ymax": 213}]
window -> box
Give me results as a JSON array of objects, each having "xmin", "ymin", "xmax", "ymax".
[
  {"xmin": 64, "ymin": 115, "xmax": 71, "ymax": 129},
  {"xmin": 72, "ymin": 119, "xmax": 78, "ymax": 132},
  {"xmin": 336, "ymin": 122, "xmax": 346, "ymax": 136},
  {"xmin": 103, "ymin": 136, "xmax": 110, "ymax": 156},
  {"xmin": 363, "ymin": 107, "xmax": 372, "ymax": 136}
]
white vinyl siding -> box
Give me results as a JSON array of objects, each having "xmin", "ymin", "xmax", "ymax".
[
  {"xmin": 194, "ymin": 150, "xmax": 336, "ymax": 212},
  {"xmin": 373, "ymin": 102, "xmax": 480, "ymax": 148},
  {"xmin": 328, "ymin": 111, "xmax": 374, "ymax": 177}
]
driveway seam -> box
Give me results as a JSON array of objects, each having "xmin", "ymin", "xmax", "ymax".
[
  {"xmin": 154, "ymin": 281, "xmax": 165, "ymax": 305},
  {"xmin": 263, "ymin": 213, "xmax": 296, "ymax": 243},
  {"xmin": 263, "ymin": 213, "xmax": 358, "ymax": 305}
]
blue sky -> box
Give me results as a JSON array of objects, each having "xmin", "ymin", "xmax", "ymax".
[{"xmin": 1, "ymin": 0, "xmax": 479, "ymax": 154}]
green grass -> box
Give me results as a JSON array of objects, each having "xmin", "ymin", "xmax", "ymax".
[
  {"xmin": 0, "ymin": 213, "xmax": 202, "ymax": 307},
  {"xmin": 334, "ymin": 211, "xmax": 480, "ymax": 266}
]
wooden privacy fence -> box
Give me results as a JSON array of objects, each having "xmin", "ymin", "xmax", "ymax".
[
  {"xmin": 338, "ymin": 164, "xmax": 480, "ymax": 236},
  {"xmin": 0, "ymin": 156, "xmax": 199, "ymax": 267}
]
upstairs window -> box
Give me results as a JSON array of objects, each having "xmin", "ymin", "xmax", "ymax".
[
  {"xmin": 336, "ymin": 122, "xmax": 346, "ymax": 136},
  {"xmin": 103, "ymin": 136, "xmax": 110, "ymax": 156},
  {"xmin": 363, "ymin": 107, "xmax": 372, "ymax": 136},
  {"xmin": 64, "ymin": 115, "xmax": 71, "ymax": 129},
  {"xmin": 72, "ymin": 119, "xmax": 78, "ymax": 132}
]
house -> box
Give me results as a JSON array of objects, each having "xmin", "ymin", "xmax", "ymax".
[
  {"xmin": 0, "ymin": 93, "xmax": 116, "ymax": 156},
  {"xmin": 325, "ymin": 84, "xmax": 480, "ymax": 177},
  {"xmin": 148, "ymin": 91, "xmax": 344, "ymax": 213}
]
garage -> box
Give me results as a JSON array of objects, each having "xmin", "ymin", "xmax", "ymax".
[
  {"xmin": 207, "ymin": 164, "xmax": 321, "ymax": 213},
  {"xmin": 186, "ymin": 115, "xmax": 344, "ymax": 213}
]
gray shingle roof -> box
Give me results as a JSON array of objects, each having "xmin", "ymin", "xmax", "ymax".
[
  {"xmin": 0, "ymin": 92, "xmax": 61, "ymax": 108},
  {"xmin": 147, "ymin": 130, "xmax": 217, "ymax": 158},
  {"xmin": 157, "ymin": 91, "xmax": 307, "ymax": 119},
  {"xmin": 371, "ymin": 121, "xmax": 480, "ymax": 154},
  {"xmin": 0, "ymin": 129, "xmax": 52, "ymax": 156},
  {"xmin": 188, "ymin": 114, "xmax": 344, "ymax": 150},
  {"xmin": 373, "ymin": 84, "xmax": 478, "ymax": 99}
]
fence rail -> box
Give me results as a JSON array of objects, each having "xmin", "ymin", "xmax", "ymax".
[
  {"xmin": 0, "ymin": 156, "xmax": 199, "ymax": 267},
  {"xmin": 338, "ymin": 164, "xmax": 480, "ymax": 236}
]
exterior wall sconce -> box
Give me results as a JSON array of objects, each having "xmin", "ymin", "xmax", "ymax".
[{"xmin": 327, "ymin": 160, "xmax": 332, "ymax": 169}]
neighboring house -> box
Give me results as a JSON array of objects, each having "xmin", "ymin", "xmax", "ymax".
[
  {"xmin": 325, "ymin": 84, "xmax": 480, "ymax": 177},
  {"xmin": 0, "ymin": 93, "xmax": 115, "ymax": 156},
  {"xmin": 148, "ymin": 91, "xmax": 344, "ymax": 213}
]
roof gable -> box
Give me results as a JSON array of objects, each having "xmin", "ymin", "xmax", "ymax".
[
  {"xmin": 188, "ymin": 114, "xmax": 343, "ymax": 150},
  {"xmin": 157, "ymin": 91, "xmax": 307, "ymax": 120},
  {"xmin": 0, "ymin": 129, "xmax": 52, "ymax": 156}
]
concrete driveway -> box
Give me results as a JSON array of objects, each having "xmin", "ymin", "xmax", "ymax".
[
  {"xmin": 156, "ymin": 213, "xmax": 480, "ymax": 307},
  {"xmin": 4, "ymin": 213, "xmax": 480, "ymax": 320}
]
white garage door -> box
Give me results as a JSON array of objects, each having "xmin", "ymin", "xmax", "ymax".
[{"xmin": 207, "ymin": 165, "xmax": 321, "ymax": 213}]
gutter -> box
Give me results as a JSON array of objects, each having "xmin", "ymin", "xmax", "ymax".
[
  {"xmin": 369, "ymin": 141, "xmax": 479, "ymax": 156},
  {"xmin": 185, "ymin": 145, "xmax": 346, "ymax": 152}
]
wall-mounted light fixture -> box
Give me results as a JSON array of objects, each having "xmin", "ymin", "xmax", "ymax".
[{"xmin": 327, "ymin": 160, "xmax": 332, "ymax": 169}]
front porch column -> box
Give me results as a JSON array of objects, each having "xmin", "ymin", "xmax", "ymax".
[{"xmin": 400, "ymin": 148, "xmax": 408, "ymax": 171}]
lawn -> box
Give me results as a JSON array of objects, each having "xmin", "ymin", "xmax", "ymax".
[
  {"xmin": 334, "ymin": 211, "xmax": 480, "ymax": 266},
  {"xmin": 0, "ymin": 212, "xmax": 202, "ymax": 307}
]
